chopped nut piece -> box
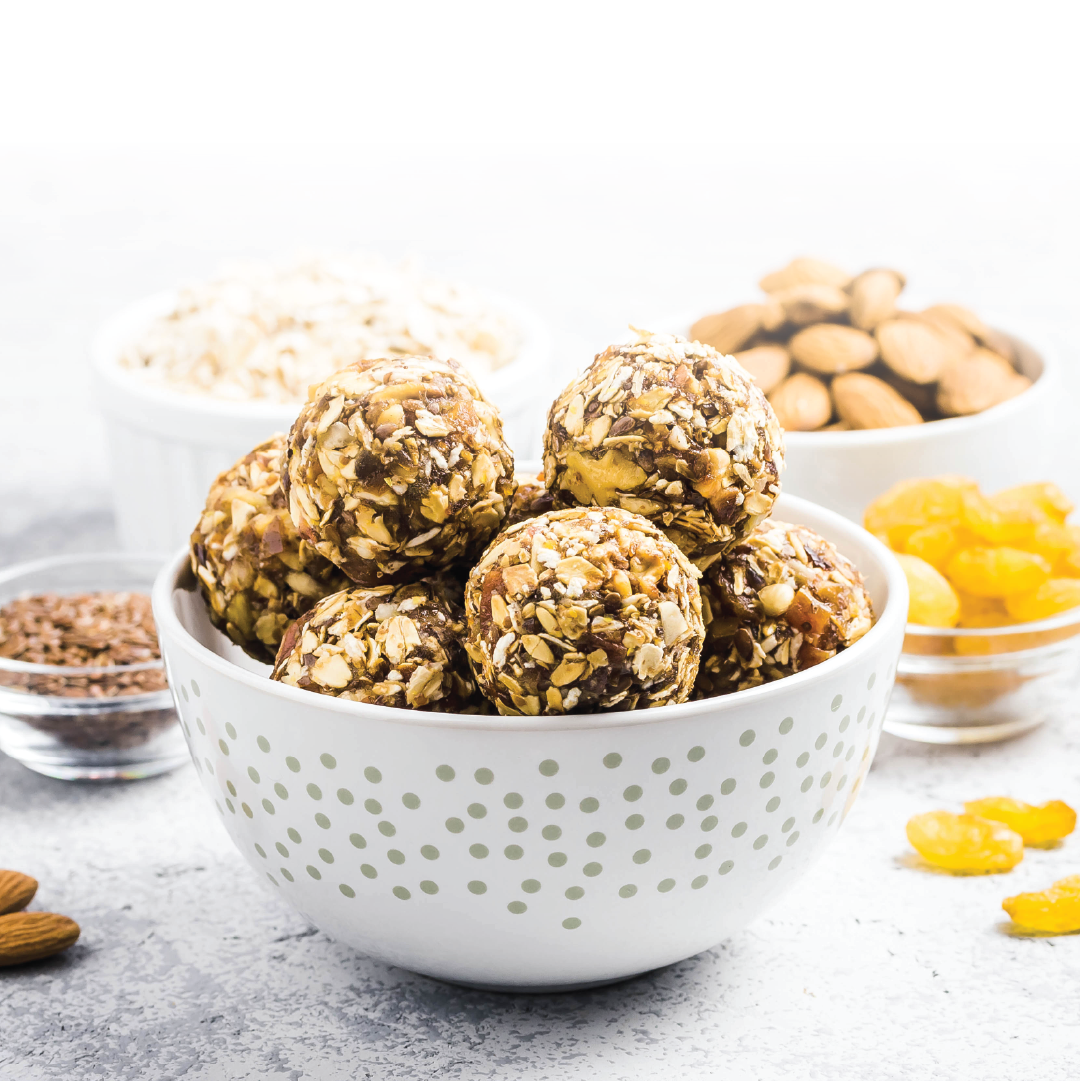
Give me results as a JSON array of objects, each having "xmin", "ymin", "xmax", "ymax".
[
  {"xmin": 543, "ymin": 331, "xmax": 784, "ymax": 564},
  {"xmin": 190, "ymin": 434, "xmax": 348, "ymax": 662},
  {"xmin": 695, "ymin": 519, "xmax": 874, "ymax": 697},
  {"xmin": 465, "ymin": 507, "xmax": 704, "ymax": 714},
  {"xmin": 284, "ymin": 355, "xmax": 514, "ymax": 585},
  {"xmin": 271, "ymin": 579, "xmax": 476, "ymax": 711}
]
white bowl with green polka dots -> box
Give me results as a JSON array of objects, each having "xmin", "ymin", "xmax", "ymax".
[{"xmin": 152, "ymin": 493, "xmax": 907, "ymax": 992}]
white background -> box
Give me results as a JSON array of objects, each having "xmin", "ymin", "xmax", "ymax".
[{"xmin": 0, "ymin": 1, "xmax": 1077, "ymax": 537}]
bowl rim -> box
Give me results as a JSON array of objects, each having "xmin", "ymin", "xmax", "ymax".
[
  {"xmin": 89, "ymin": 284, "xmax": 553, "ymax": 420},
  {"xmin": 650, "ymin": 311, "xmax": 1057, "ymax": 448},
  {"xmin": 903, "ymin": 606, "xmax": 1080, "ymax": 638},
  {"xmin": 151, "ymin": 492, "xmax": 908, "ymax": 733},
  {"xmin": 0, "ymin": 552, "xmax": 168, "ymax": 677}
]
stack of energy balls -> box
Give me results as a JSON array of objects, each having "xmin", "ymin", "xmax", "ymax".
[{"xmin": 190, "ymin": 331, "xmax": 874, "ymax": 716}]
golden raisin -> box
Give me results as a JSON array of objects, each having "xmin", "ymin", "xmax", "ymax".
[
  {"xmin": 961, "ymin": 489, "xmax": 1038, "ymax": 545},
  {"xmin": 1002, "ymin": 875, "xmax": 1080, "ymax": 934},
  {"xmin": 963, "ymin": 797, "xmax": 1077, "ymax": 846},
  {"xmin": 906, "ymin": 811, "xmax": 1023, "ymax": 873},
  {"xmin": 946, "ymin": 546, "xmax": 1051, "ymax": 599},
  {"xmin": 992, "ymin": 482, "xmax": 1073, "ymax": 524},
  {"xmin": 903, "ymin": 523, "xmax": 975, "ymax": 573},
  {"xmin": 956, "ymin": 591, "xmax": 1012, "ymax": 628},
  {"xmin": 864, "ymin": 476, "xmax": 977, "ymax": 540},
  {"xmin": 1004, "ymin": 579, "xmax": 1080, "ymax": 623},
  {"xmin": 895, "ymin": 554, "xmax": 960, "ymax": 627}
]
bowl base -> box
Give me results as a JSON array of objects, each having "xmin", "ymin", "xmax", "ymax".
[
  {"xmin": 5, "ymin": 751, "xmax": 191, "ymax": 782},
  {"xmin": 426, "ymin": 968, "xmax": 657, "ymax": 994},
  {"xmin": 882, "ymin": 714, "xmax": 1044, "ymax": 745}
]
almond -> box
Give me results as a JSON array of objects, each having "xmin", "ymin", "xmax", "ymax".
[
  {"xmin": 875, "ymin": 317, "xmax": 972, "ymax": 385},
  {"xmin": 936, "ymin": 349, "xmax": 1032, "ymax": 416},
  {"xmin": 848, "ymin": 269, "xmax": 905, "ymax": 331},
  {"xmin": 0, "ymin": 870, "xmax": 38, "ymax": 915},
  {"xmin": 910, "ymin": 309, "xmax": 978, "ymax": 358},
  {"xmin": 870, "ymin": 364, "xmax": 937, "ymax": 417},
  {"xmin": 789, "ymin": 323, "xmax": 878, "ymax": 374},
  {"xmin": 733, "ymin": 344, "xmax": 790, "ymax": 393},
  {"xmin": 771, "ymin": 283, "xmax": 850, "ymax": 326},
  {"xmin": 832, "ymin": 373, "xmax": 923, "ymax": 429},
  {"xmin": 921, "ymin": 303, "xmax": 989, "ymax": 341},
  {"xmin": 759, "ymin": 257, "xmax": 852, "ymax": 294},
  {"xmin": 0, "ymin": 911, "xmax": 80, "ymax": 966},
  {"xmin": 768, "ymin": 373, "xmax": 833, "ymax": 431},
  {"xmin": 689, "ymin": 300, "xmax": 784, "ymax": 355}
]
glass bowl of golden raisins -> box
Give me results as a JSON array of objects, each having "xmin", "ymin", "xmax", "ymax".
[{"xmin": 864, "ymin": 477, "xmax": 1079, "ymax": 743}]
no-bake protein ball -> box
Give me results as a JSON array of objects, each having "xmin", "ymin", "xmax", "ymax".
[
  {"xmin": 284, "ymin": 355, "xmax": 515, "ymax": 585},
  {"xmin": 543, "ymin": 330, "xmax": 784, "ymax": 565},
  {"xmin": 271, "ymin": 580, "xmax": 475, "ymax": 710},
  {"xmin": 695, "ymin": 520, "xmax": 874, "ymax": 697},
  {"xmin": 464, "ymin": 507, "xmax": 705, "ymax": 715},
  {"xmin": 190, "ymin": 435, "xmax": 349, "ymax": 663}
]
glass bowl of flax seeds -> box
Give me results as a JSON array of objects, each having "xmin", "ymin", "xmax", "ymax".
[{"xmin": 0, "ymin": 554, "xmax": 188, "ymax": 780}]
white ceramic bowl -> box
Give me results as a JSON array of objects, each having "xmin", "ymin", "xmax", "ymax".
[
  {"xmin": 91, "ymin": 289, "xmax": 554, "ymax": 554},
  {"xmin": 658, "ymin": 314, "xmax": 1059, "ymax": 523},
  {"xmin": 151, "ymin": 493, "xmax": 906, "ymax": 991}
]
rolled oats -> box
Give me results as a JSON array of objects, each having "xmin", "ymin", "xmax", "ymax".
[
  {"xmin": 190, "ymin": 435, "xmax": 349, "ymax": 663},
  {"xmin": 118, "ymin": 255, "xmax": 523, "ymax": 402},
  {"xmin": 284, "ymin": 355, "xmax": 514, "ymax": 585},
  {"xmin": 542, "ymin": 330, "xmax": 784, "ymax": 567},
  {"xmin": 464, "ymin": 507, "xmax": 704, "ymax": 715},
  {"xmin": 695, "ymin": 519, "xmax": 874, "ymax": 697},
  {"xmin": 271, "ymin": 579, "xmax": 476, "ymax": 711}
]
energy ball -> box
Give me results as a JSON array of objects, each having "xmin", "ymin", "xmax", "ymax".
[
  {"xmin": 271, "ymin": 580, "xmax": 475, "ymax": 711},
  {"xmin": 190, "ymin": 435, "xmax": 348, "ymax": 663},
  {"xmin": 543, "ymin": 330, "xmax": 784, "ymax": 566},
  {"xmin": 504, "ymin": 470, "xmax": 558, "ymax": 528},
  {"xmin": 695, "ymin": 520, "xmax": 874, "ymax": 697},
  {"xmin": 464, "ymin": 507, "xmax": 704, "ymax": 715},
  {"xmin": 284, "ymin": 355, "xmax": 515, "ymax": 585}
]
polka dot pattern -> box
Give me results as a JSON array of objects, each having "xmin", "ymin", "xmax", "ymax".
[{"xmin": 175, "ymin": 666, "xmax": 889, "ymax": 939}]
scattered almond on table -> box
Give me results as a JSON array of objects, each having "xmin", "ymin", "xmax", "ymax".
[
  {"xmin": 690, "ymin": 257, "xmax": 1033, "ymax": 431},
  {"xmin": 0, "ymin": 869, "xmax": 81, "ymax": 967}
]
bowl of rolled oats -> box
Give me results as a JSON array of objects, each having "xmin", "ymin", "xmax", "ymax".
[
  {"xmin": 148, "ymin": 333, "xmax": 907, "ymax": 990},
  {"xmin": 91, "ymin": 254, "xmax": 553, "ymax": 554},
  {"xmin": 0, "ymin": 554, "xmax": 188, "ymax": 780}
]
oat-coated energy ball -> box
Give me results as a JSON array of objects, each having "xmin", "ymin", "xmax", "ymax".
[
  {"xmin": 271, "ymin": 580, "xmax": 475, "ymax": 710},
  {"xmin": 695, "ymin": 520, "xmax": 874, "ymax": 697},
  {"xmin": 284, "ymin": 355, "xmax": 515, "ymax": 585},
  {"xmin": 190, "ymin": 435, "xmax": 349, "ymax": 663},
  {"xmin": 543, "ymin": 330, "xmax": 784, "ymax": 566},
  {"xmin": 465, "ymin": 507, "xmax": 705, "ymax": 715},
  {"xmin": 504, "ymin": 470, "xmax": 557, "ymax": 528}
]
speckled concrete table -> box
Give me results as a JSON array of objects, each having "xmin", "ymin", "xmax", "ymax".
[{"xmin": 2, "ymin": 640, "xmax": 1077, "ymax": 1080}]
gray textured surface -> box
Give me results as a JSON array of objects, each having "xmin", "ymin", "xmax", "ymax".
[{"xmin": 2, "ymin": 687, "xmax": 1077, "ymax": 1081}]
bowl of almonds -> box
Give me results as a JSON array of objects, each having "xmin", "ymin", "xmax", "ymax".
[{"xmin": 685, "ymin": 258, "xmax": 1057, "ymax": 523}]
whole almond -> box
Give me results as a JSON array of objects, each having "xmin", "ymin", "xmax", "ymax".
[
  {"xmin": 0, "ymin": 870, "xmax": 38, "ymax": 915},
  {"xmin": 979, "ymin": 326, "xmax": 1019, "ymax": 366},
  {"xmin": 870, "ymin": 364, "xmax": 938, "ymax": 417},
  {"xmin": 771, "ymin": 283, "xmax": 850, "ymax": 326},
  {"xmin": 768, "ymin": 373, "xmax": 833, "ymax": 431},
  {"xmin": 759, "ymin": 257, "xmax": 852, "ymax": 294},
  {"xmin": 936, "ymin": 349, "xmax": 1032, "ymax": 416},
  {"xmin": 733, "ymin": 344, "xmax": 790, "ymax": 393},
  {"xmin": 848, "ymin": 269, "xmax": 905, "ymax": 331},
  {"xmin": 921, "ymin": 303, "xmax": 989, "ymax": 341},
  {"xmin": 0, "ymin": 911, "xmax": 80, "ymax": 966},
  {"xmin": 832, "ymin": 373, "xmax": 924, "ymax": 429},
  {"xmin": 875, "ymin": 317, "xmax": 971, "ymax": 384},
  {"xmin": 789, "ymin": 323, "xmax": 878, "ymax": 374},
  {"xmin": 690, "ymin": 300, "xmax": 783, "ymax": 355},
  {"xmin": 914, "ymin": 309, "xmax": 978, "ymax": 357}
]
